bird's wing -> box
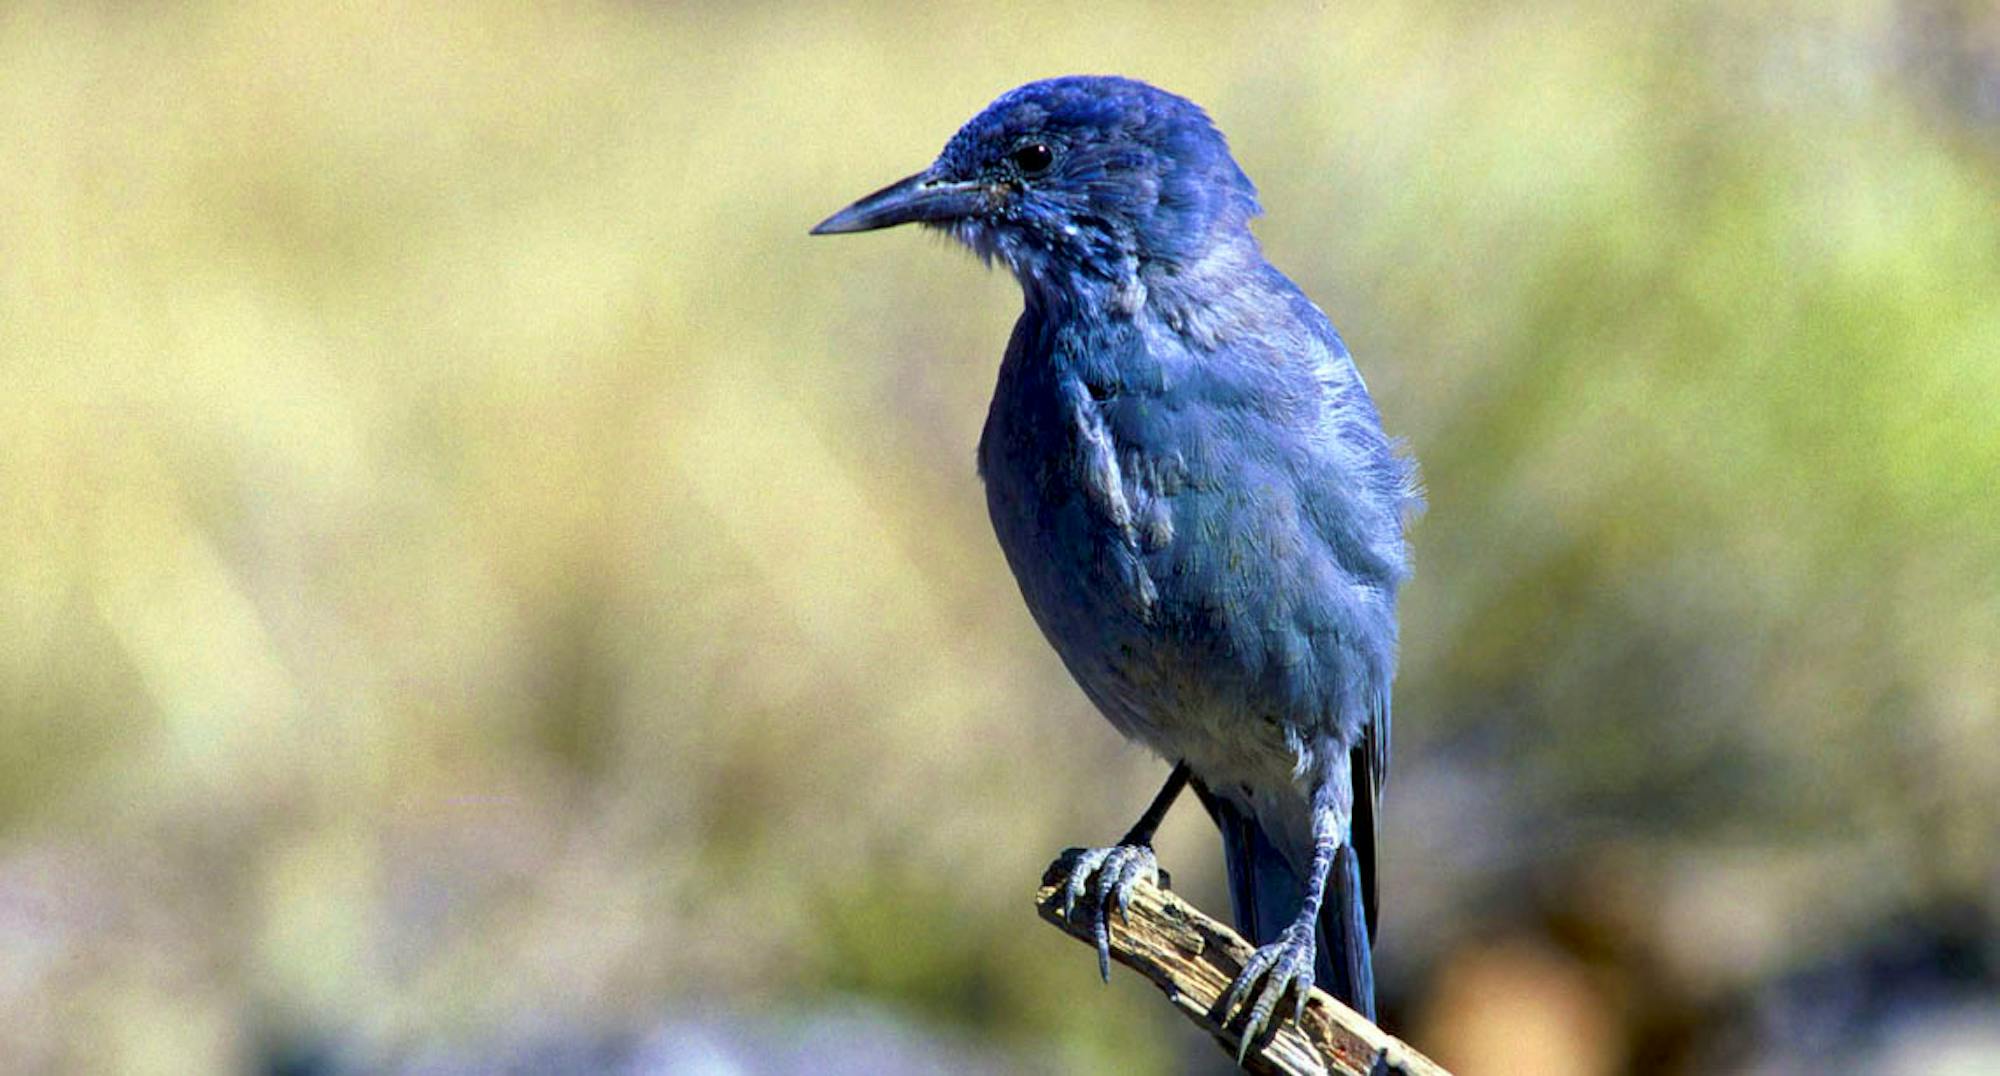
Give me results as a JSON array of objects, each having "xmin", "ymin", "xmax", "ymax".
[
  {"xmin": 1094, "ymin": 289, "xmax": 1409, "ymax": 933},
  {"xmin": 1097, "ymin": 307, "xmax": 1412, "ymax": 694},
  {"xmin": 1288, "ymin": 292, "xmax": 1411, "ymax": 941}
]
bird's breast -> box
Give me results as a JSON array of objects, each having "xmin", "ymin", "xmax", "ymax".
[
  {"xmin": 974, "ymin": 307, "xmax": 1406, "ymax": 789},
  {"xmin": 979, "ymin": 344, "xmax": 1300, "ymax": 787},
  {"xmin": 979, "ymin": 348, "xmax": 1173, "ymax": 711}
]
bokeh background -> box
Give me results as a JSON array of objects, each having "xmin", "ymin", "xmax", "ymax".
[{"xmin": 4, "ymin": 1, "xmax": 1997, "ymax": 1073}]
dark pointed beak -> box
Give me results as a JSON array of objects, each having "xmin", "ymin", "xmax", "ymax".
[{"xmin": 810, "ymin": 171, "xmax": 989, "ymax": 235}]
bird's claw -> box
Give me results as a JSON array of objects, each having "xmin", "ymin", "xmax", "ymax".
[
  {"xmin": 1222, "ymin": 922, "xmax": 1317, "ymax": 1063},
  {"xmin": 1056, "ymin": 843, "xmax": 1160, "ymax": 982}
]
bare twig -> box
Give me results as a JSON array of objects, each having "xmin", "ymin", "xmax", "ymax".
[{"xmin": 1037, "ymin": 850, "xmax": 1453, "ymax": 1076}]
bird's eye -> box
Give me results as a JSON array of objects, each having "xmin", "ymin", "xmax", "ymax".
[{"xmin": 1009, "ymin": 142, "xmax": 1055, "ymax": 177}]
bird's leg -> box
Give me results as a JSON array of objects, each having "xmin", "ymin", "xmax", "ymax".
[
  {"xmin": 1059, "ymin": 761, "xmax": 1190, "ymax": 982},
  {"xmin": 1221, "ymin": 771, "xmax": 1350, "ymax": 1061}
]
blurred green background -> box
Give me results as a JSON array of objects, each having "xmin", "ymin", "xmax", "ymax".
[{"xmin": 3, "ymin": 1, "xmax": 1997, "ymax": 1073}]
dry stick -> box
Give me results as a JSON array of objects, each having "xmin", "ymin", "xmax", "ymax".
[{"xmin": 1037, "ymin": 850, "xmax": 1454, "ymax": 1076}]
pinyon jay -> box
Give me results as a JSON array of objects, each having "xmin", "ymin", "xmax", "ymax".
[{"xmin": 812, "ymin": 76, "xmax": 1420, "ymax": 1051}]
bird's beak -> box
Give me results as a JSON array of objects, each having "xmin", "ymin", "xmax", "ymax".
[{"xmin": 810, "ymin": 171, "xmax": 988, "ymax": 235}]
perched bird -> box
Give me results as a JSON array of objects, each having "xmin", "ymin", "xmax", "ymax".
[{"xmin": 812, "ymin": 76, "xmax": 1419, "ymax": 1049}]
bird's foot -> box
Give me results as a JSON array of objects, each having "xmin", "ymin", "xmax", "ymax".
[
  {"xmin": 1054, "ymin": 843, "xmax": 1162, "ymax": 983},
  {"xmin": 1221, "ymin": 921, "xmax": 1317, "ymax": 1063}
]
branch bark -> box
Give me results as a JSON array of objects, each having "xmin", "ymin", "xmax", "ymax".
[{"xmin": 1037, "ymin": 850, "xmax": 1454, "ymax": 1076}]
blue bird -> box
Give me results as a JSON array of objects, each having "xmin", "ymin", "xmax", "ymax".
[{"xmin": 812, "ymin": 76, "xmax": 1419, "ymax": 1050}]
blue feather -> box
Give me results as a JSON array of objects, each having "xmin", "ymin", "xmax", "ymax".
[{"xmin": 817, "ymin": 74, "xmax": 1419, "ymax": 1029}]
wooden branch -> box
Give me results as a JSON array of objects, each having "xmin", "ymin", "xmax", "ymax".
[{"xmin": 1037, "ymin": 850, "xmax": 1453, "ymax": 1076}]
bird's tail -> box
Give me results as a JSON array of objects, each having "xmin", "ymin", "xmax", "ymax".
[{"xmin": 1195, "ymin": 782, "xmax": 1376, "ymax": 1022}]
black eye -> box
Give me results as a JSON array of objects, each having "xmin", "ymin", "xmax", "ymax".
[{"xmin": 1009, "ymin": 142, "xmax": 1054, "ymax": 176}]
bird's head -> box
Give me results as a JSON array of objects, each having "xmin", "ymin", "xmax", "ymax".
[{"xmin": 811, "ymin": 76, "xmax": 1261, "ymax": 300}]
